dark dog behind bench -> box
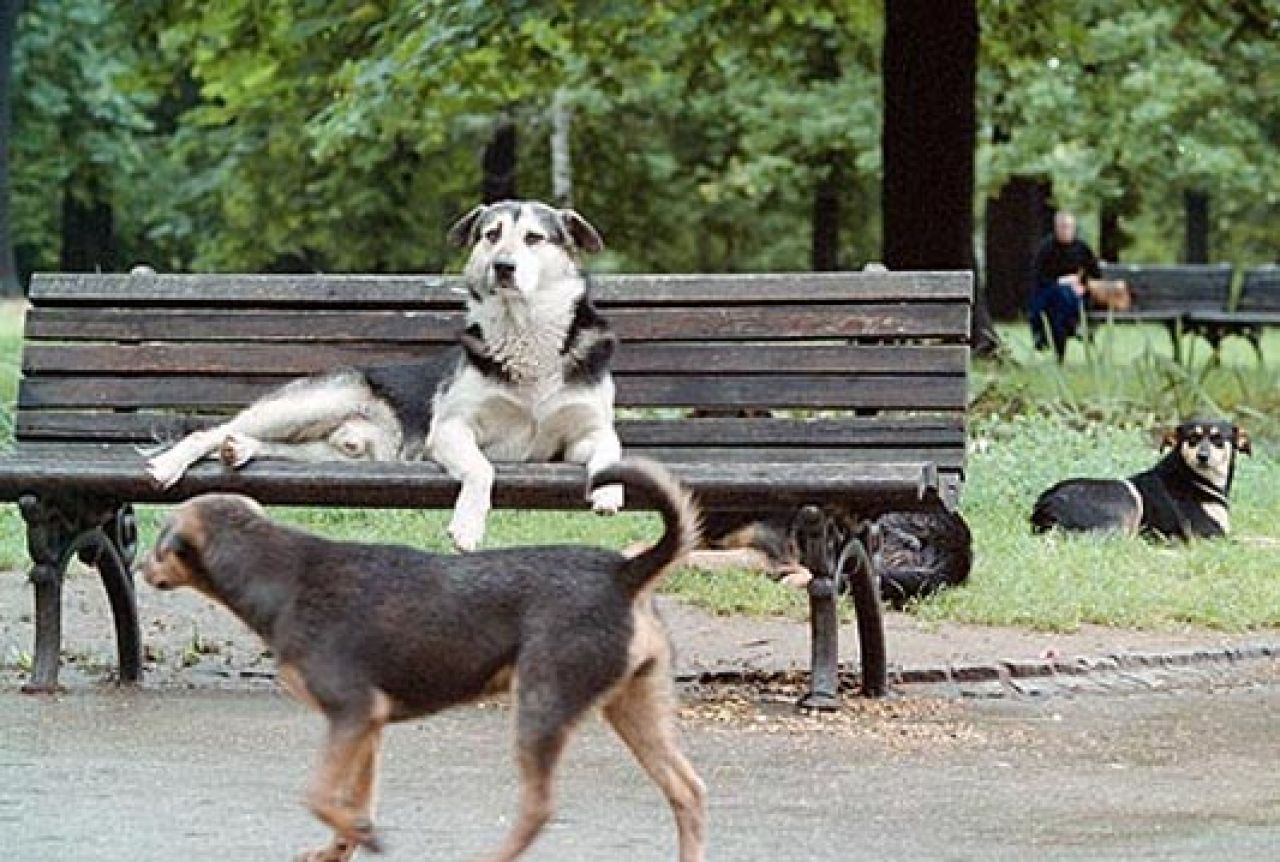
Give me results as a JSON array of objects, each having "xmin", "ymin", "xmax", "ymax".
[
  {"xmin": 698, "ymin": 508, "xmax": 972, "ymax": 608},
  {"xmin": 142, "ymin": 458, "xmax": 706, "ymax": 862}
]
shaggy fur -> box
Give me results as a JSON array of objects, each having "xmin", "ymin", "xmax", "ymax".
[
  {"xmin": 141, "ymin": 459, "xmax": 705, "ymax": 862},
  {"xmin": 144, "ymin": 200, "xmax": 622, "ymax": 551}
]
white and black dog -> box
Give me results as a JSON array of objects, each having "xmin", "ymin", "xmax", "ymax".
[
  {"xmin": 1031, "ymin": 418, "xmax": 1251, "ymax": 540},
  {"xmin": 145, "ymin": 201, "xmax": 623, "ymax": 551}
]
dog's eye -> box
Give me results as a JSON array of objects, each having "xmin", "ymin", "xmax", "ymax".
[
  {"xmin": 484, "ymin": 227, "xmax": 501, "ymax": 243},
  {"xmin": 525, "ymin": 232, "xmax": 545, "ymax": 245}
]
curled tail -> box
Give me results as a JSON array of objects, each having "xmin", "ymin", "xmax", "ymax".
[{"xmin": 591, "ymin": 458, "xmax": 701, "ymax": 596}]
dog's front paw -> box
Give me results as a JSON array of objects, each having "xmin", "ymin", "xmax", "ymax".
[
  {"xmin": 448, "ymin": 515, "xmax": 485, "ymax": 553},
  {"xmin": 145, "ymin": 452, "xmax": 186, "ymax": 489},
  {"xmin": 293, "ymin": 839, "xmax": 357, "ymax": 862},
  {"xmin": 219, "ymin": 432, "xmax": 260, "ymax": 469},
  {"xmin": 775, "ymin": 563, "xmax": 814, "ymax": 590},
  {"xmin": 591, "ymin": 483, "xmax": 624, "ymax": 515}
]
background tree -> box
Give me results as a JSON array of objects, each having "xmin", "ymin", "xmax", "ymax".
[
  {"xmin": 882, "ymin": 0, "xmax": 997, "ymax": 351},
  {"xmin": 3, "ymin": 1, "xmax": 1276, "ymax": 288},
  {"xmin": 0, "ymin": 0, "xmax": 20, "ymax": 295}
]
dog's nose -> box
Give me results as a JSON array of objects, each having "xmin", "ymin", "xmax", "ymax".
[{"xmin": 492, "ymin": 257, "xmax": 516, "ymax": 281}]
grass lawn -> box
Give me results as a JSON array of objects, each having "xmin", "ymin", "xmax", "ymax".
[{"xmin": 0, "ymin": 303, "xmax": 1277, "ymax": 633}]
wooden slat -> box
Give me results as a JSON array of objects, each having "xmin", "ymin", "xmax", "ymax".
[
  {"xmin": 18, "ymin": 373, "xmax": 967, "ymax": 411},
  {"xmin": 1184, "ymin": 311, "xmax": 1280, "ymax": 326},
  {"xmin": 10, "ymin": 441, "xmax": 965, "ymax": 468},
  {"xmin": 0, "ymin": 455, "xmax": 951, "ymax": 514},
  {"xmin": 23, "ymin": 342, "xmax": 968, "ymax": 376},
  {"xmin": 25, "ymin": 304, "xmax": 970, "ymax": 343},
  {"xmin": 15, "ymin": 412, "xmax": 966, "ymax": 446},
  {"xmin": 29, "ymin": 271, "xmax": 974, "ymax": 307},
  {"xmin": 1100, "ymin": 263, "xmax": 1232, "ymax": 311},
  {"xmin": 1238, "ymin": 267, "xmax": 1280, "ymax": 313}
]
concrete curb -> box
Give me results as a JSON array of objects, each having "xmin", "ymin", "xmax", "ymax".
[{"xmin": 681, "ymin": 642, "xmax": 1280, "ymax": 699}]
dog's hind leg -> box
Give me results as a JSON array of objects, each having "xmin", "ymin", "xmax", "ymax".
[
  {"xmin": 428, "ymin": 417, "xmax": 495, "ymax": 552},
  {"xmin": 146, "ymin": 373, "xmax": 373, "ymax": 488},
  {"xmin": 221, "ymin": 417, "xmax": 400, "ymax": 469},
  {"xmin": 603, "ymin": 660, "xmax": 707, "ymax": 862},
  {"xmin": 564, "ymin": 428, "xmax": 624, "ymax": 515}
]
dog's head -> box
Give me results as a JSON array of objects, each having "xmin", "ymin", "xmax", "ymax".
[
  {"xmin": 448, "ymin": 201, "xmax": 603, "ymax": 300},
  {"xmin": 1161, "ymin": 418, "xmax": 1251, "ymax": 488},
  {"xmin": 141, "ymin": 494, "xmax": 266, "ymax": 593}
]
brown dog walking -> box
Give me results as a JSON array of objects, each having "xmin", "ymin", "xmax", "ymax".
[{"xmin": 141, "ymin": 459, "xmax": 706, "ymax": 862}]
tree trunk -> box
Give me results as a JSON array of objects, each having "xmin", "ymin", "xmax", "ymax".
[
  {"xmin": 983, "ymin": 176, "xmax": 1052, "ymax": 320},
  {"xmin": 482, "ymin": 113, "xmax": 517, "ymax": 204},
  {"xmin": 882, "ymin": 0, "xmax": 996, "ymax": 352},
  {"xmin": 59, "ymin": 175, "xmax": 115, "ymax": 273},
  {"xmin": 809, "ymin": 28, "xmax": 843, "ymax": 271},
  {"xmin": 1099, "ymin": 203, "xmax": 1122, "ymax": 263},
  {"xmin": 550, "ymin": 88, "xmax": 573, "ymax": 209},
  {"xmin": 0, "ymin": 0, "xmax": 22, "ymax": 295},
  {"xmin": 1183, "ymin": 189, "xmax": 1209, "ymax": 263}
]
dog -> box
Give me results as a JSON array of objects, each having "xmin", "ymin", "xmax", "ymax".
[
  {"xmin": 688, "ymin": 509, "xmax": 972, "ymax": 609},
  {"xmin": 145, "ymin": 200, "xmax": 624, "ymax": 551},
  {"xmin": 1030, "ymin": 418, "xmax": 1251, "ymax": 540},
  {"xmin": 140, "ymin": 458, "xmax": 706, "ymax": 862}
]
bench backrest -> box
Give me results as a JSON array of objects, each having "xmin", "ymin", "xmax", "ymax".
[
  {"xmin": 18, "ymin": 272, "xmax": 972, "ymax": 506},
  {"xmin": 1237, "ymin": 266, "xmax": 1280, "ymax": 313},
  {"xmin": 1099, "ymin": 263, "xmax": 1232, "ymax": 312}
]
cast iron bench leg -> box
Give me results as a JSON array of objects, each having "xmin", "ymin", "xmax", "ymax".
[
  {"xmin": 18, "ymin": 495, "xmax": 141, "ymax": 692},
  {"xmin": 794, "ymin": 506, "xmax": 889, "ymax": 711}
]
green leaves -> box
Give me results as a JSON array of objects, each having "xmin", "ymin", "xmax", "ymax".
[{"xmin": 8, "ymin": 1, "xmax": 1276, "ymax": 275}]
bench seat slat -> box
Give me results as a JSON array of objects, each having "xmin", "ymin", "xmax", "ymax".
[
  {"xmin": 15, "ymin": 412, "xmax": 965, "ymax": 446},
  {"xmin": 0, "ymin": 455, "xmax": 948, "ymax": 513},
  {"xmin": 9, "ymin": 441, "xmax": 965, "ymax": 469},
  {"xmin": 26, "ymin": 304, "xmax": 970, "ymax": 343},
  {"xmin": 22, "ymin": 343, "xmax": 969, "ymax": 376},
  {"xmin": 1183, "ymin": 310, "xmax": 1280, "ymax": 326},
  {"xmin": 29, "ymin": 272, "xmax": 975, "ymax": 307},
  {"xmin": 19, "ymin": 374, "xmax": 968, "ymax": 411}
]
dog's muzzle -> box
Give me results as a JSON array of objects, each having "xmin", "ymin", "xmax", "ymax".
[{"xmin": 492, "ymin": 257, "xmax": 517, "ymax": 288}]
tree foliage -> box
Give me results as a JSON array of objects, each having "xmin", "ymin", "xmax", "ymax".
[{"xmin": 7, "ymin": 1, "xmax": 1278, "ymax": 279}]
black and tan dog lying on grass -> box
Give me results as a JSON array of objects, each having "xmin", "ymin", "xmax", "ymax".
[
  {"xmin": 141, "ymin": 458, "xmax": 706, "ymax": 862},
  {"xmin": 1031, "ymin": 418, "xmax": 1251, "ymax": 540}
]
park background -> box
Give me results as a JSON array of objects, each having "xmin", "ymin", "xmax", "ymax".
[{"xmin": 0, "ymin": 1, "xmax": 1277, "ymax": 644}]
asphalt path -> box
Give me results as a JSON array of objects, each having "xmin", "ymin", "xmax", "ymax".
[{"xmin": 2, "ymin": 673, "xmax": 1278, "ymax": 861}]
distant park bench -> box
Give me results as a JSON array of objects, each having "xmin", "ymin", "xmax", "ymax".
[
  {"xmin": 1085, "ymin": 263, "xmax": 1233, "ymax": 361},
  {"xmin": 0, "ymin": 270, "xmax": 972, "ymax": 709},
  {"xmin": 1183, "ymin": 266, "xmax": 1280, "ymax": 358}
]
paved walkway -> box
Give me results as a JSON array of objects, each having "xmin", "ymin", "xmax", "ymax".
[{"xmin": 3, "ymin": 671, "xmax": 1278, "ymax": 861}]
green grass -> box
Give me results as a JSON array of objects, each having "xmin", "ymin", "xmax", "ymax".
[{"xmin": 1, "ymin": 304, "xmax": 1278, "ymax": 632}]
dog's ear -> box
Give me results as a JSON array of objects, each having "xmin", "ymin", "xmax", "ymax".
[
  {"xmin": 1159, "ymin": 428, "xmax": 1179, "ymax": 452},
  {"xmin": 559, "ymin": 209, "xmax": 604, "ymax": 254},
  {"xmin": 447, "ymin": 205, "xmax": 489, "ymax": 247},
  {"xmin": 157, "ymin": 522, "xmax": 195, "ymax": 561},
  {"xmin": 1236, "ymin": 427, "xmax": 1252, "ymax": 456}
]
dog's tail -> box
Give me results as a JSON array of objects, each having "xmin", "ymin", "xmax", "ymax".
[{"xmin": 591, "ymin": 458, "xmax": 701, "ymax": 596}]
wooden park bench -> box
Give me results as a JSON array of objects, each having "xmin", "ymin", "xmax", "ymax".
[
  {"xmin": 0, "ymin": 270, "xmax": 972, "ymax": 709},
  {"xmin": 1086, "ymin": 263, "xmax": 1233, "ymax": 361},
  {"xmin": 1183, "ymin": 265, "xmax": 1280, "ymax": 358}
]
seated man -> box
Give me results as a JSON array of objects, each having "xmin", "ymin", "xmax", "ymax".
[{"xmin": 1029, "ymin": 210, "xmax": 1101, "ymax": 360}]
